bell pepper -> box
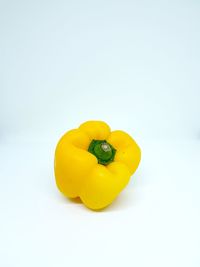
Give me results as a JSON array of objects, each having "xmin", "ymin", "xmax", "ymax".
[{"xmin": 54, "ymin": 121, "xmax": 141, "ymax": 210}]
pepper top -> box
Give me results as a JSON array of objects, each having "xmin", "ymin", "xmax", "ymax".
[{"xmin": 88, "ymin": 139, "xmax": 116, "ymax": 165}]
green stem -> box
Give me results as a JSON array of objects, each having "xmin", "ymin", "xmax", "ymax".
[{"xmin": 88, "ymin": 139, "xmax": 116, "ymax": 166}]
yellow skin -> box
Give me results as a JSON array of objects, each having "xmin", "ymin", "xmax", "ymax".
[{"xmin": 54, "ymin": 121, "xmax": 141, "ymax": 210}]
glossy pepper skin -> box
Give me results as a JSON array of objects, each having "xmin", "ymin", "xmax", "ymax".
[{"xmin": 54, "ymin": 121, "xmax": 141, "ymax": 210}]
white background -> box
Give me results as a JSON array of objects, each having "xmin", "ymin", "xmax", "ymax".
[{"xmin": 1, "ymin": 1, "xmax": 200, "ymax": 266}]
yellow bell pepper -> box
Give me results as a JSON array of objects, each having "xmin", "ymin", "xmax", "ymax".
[{"xmin": 54, "ymin": 121, "xmax": 141, "ymax": 210}]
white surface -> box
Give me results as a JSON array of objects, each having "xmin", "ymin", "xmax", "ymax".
[
  {"xmin": 0, "ymin": 138, "xmax": 200, "ymax": 267},
  {"xmin": 1, "ymin": 1, "xmax": 200, "ymax": 267}
]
